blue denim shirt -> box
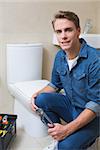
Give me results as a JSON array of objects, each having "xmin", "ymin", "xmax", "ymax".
[{"xmin": 49, "ymin": 38, "xmax": 100, "ymax": 115}]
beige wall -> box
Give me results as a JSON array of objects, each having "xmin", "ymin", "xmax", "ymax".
[
  {"xmin": 0, "ymin": 0, "xmax": 100, "ymax": 113},
  {"xmin": 96, "ymin": 1, "xmax": 100, "ymax": 32}
]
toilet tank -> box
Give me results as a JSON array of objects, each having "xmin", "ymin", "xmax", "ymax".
[{"xmin": 7, "ymin": 43, "xmax": 43, "ymax": 84}]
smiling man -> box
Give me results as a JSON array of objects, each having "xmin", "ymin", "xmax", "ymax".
[{"xmin": 31, "ymin": 11, "xmax": 100, "ymax": 150}]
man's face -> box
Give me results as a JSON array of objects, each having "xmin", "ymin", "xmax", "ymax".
[{"xmin": 54, "ymin": 18, "xmax": 80, "ymax": 51}]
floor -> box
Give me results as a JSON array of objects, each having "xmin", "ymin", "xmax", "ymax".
[{"xmin": 10, "ymin": 127, "xmax": 52, "ymax": 150}]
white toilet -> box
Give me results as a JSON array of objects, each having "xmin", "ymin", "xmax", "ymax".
[{"xmin": 6, "ymin": 43, "xmax": 49, "ymax": 137}]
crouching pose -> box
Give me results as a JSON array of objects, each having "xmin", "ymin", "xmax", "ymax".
[{"xmin": 31, "ymin": 11, "xmax": 100, "ymax": 150}]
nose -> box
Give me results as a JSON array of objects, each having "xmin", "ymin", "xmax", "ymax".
[{"xmin": 61, "ymin": 31, "xmax": 67, "ymax": 39}]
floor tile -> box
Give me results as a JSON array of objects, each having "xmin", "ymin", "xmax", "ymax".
[{"xmin": 10, "ymin": 128, "xmax": 44, "ymax": 150}]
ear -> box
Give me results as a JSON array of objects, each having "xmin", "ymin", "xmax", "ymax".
[{"xmin": 77, "ymin": 27, "xmax": 81, "ymax": 37}]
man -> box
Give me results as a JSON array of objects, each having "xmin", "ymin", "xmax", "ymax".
[{"xmin": 31, "ymin": 11, "xmax": 100, "ymax": 150}]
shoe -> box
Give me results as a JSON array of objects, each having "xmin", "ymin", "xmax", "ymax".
[{"xmin": 43, "ymin": 140, "xmax": 58, "ymax": 150}]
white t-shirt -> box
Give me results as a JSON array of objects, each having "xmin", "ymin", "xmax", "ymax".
[{"xmin": 67, "ymin": 56, "xmax": 79, "ymax": 71}]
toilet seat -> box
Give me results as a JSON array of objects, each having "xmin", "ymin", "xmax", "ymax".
[{"xmin": 8, "ymin": 80, "xmax": 49, "ymax": 112}]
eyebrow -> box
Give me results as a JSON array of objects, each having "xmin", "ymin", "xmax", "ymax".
[{"xmin": 55, "ymin": 27, "xmax": 73, "ymax": 33}]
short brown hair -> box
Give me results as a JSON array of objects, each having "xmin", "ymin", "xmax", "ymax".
[{"xmin": 52, "ymin": 11, "xmax": 80, "ymax": 29}]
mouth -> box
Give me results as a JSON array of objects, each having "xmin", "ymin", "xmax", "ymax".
[{"xmin": 61, "ymin": 40, "xmax": 71, "ymax": 45}]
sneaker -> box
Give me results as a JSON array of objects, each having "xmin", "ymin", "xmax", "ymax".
[{"xmin": 43, "ymin": 140, "xmax": 58, "ymax": 150}]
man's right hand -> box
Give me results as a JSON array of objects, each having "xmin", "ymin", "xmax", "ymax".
[
  {"xmin": 31, "ymin": 92, "xmax": 39, "ymax": 111},
  {"xmin": 30, "ymin": 85, "xmax": 56, "ymax": 111}
]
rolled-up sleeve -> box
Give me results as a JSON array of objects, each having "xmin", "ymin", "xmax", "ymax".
[
  {"xmin": 48, "ymin": 82, "xmax": 59, "ymax": 90},
  {"xmin": 85, "ymin": 101, "xmax": 100, "ymax": 115},
  {"xmin": 86, "ymin": 56, "xmax": 100, "ymax": 115}
]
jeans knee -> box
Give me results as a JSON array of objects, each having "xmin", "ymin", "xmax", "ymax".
[
  {"xmin": 58, "ymin": 139, "xmax": 82, "ymax": 150},
  {"xmin": 35, "ymin": 93, "xmax": 48, "ymax": 108}
]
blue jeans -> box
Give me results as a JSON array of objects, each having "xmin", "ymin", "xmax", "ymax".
[{"xmin": 35, "ymin": 93, "xmax": 99, "ymax": 150}]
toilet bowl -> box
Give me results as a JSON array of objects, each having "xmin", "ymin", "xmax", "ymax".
[
  {"xmin": 8, "ymin": 80, "xmax": 49, "ymax": 137},
  {"xmin": 6, "ymin": 43, "xmax": 49, "ymax": 137}
]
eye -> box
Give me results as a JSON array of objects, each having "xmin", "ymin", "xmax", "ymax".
[
  {"xmin": 55, "ymin": 30, "xmax": 62, "ymax": 34},
  {"xmin": 65, "ymin": 28, "xmax": 73, "ymax": 32}
]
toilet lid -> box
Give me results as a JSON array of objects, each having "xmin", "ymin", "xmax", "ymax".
[{"xmin": 8, "ymin": 80, "xmax": 49, "ymax": 109}]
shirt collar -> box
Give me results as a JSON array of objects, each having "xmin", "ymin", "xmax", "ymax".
[
  {"xmin": 79, "ymin": 38, "xmax": 88, "ymax": 58},
  {"xmin": 60, "ymin": 49, "xmax": 66, "ymax": 58}
]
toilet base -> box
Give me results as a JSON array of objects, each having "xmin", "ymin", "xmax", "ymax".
[{"xmin": 14, "ymin": 99, "xmax": 48, "ymax": 137}]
